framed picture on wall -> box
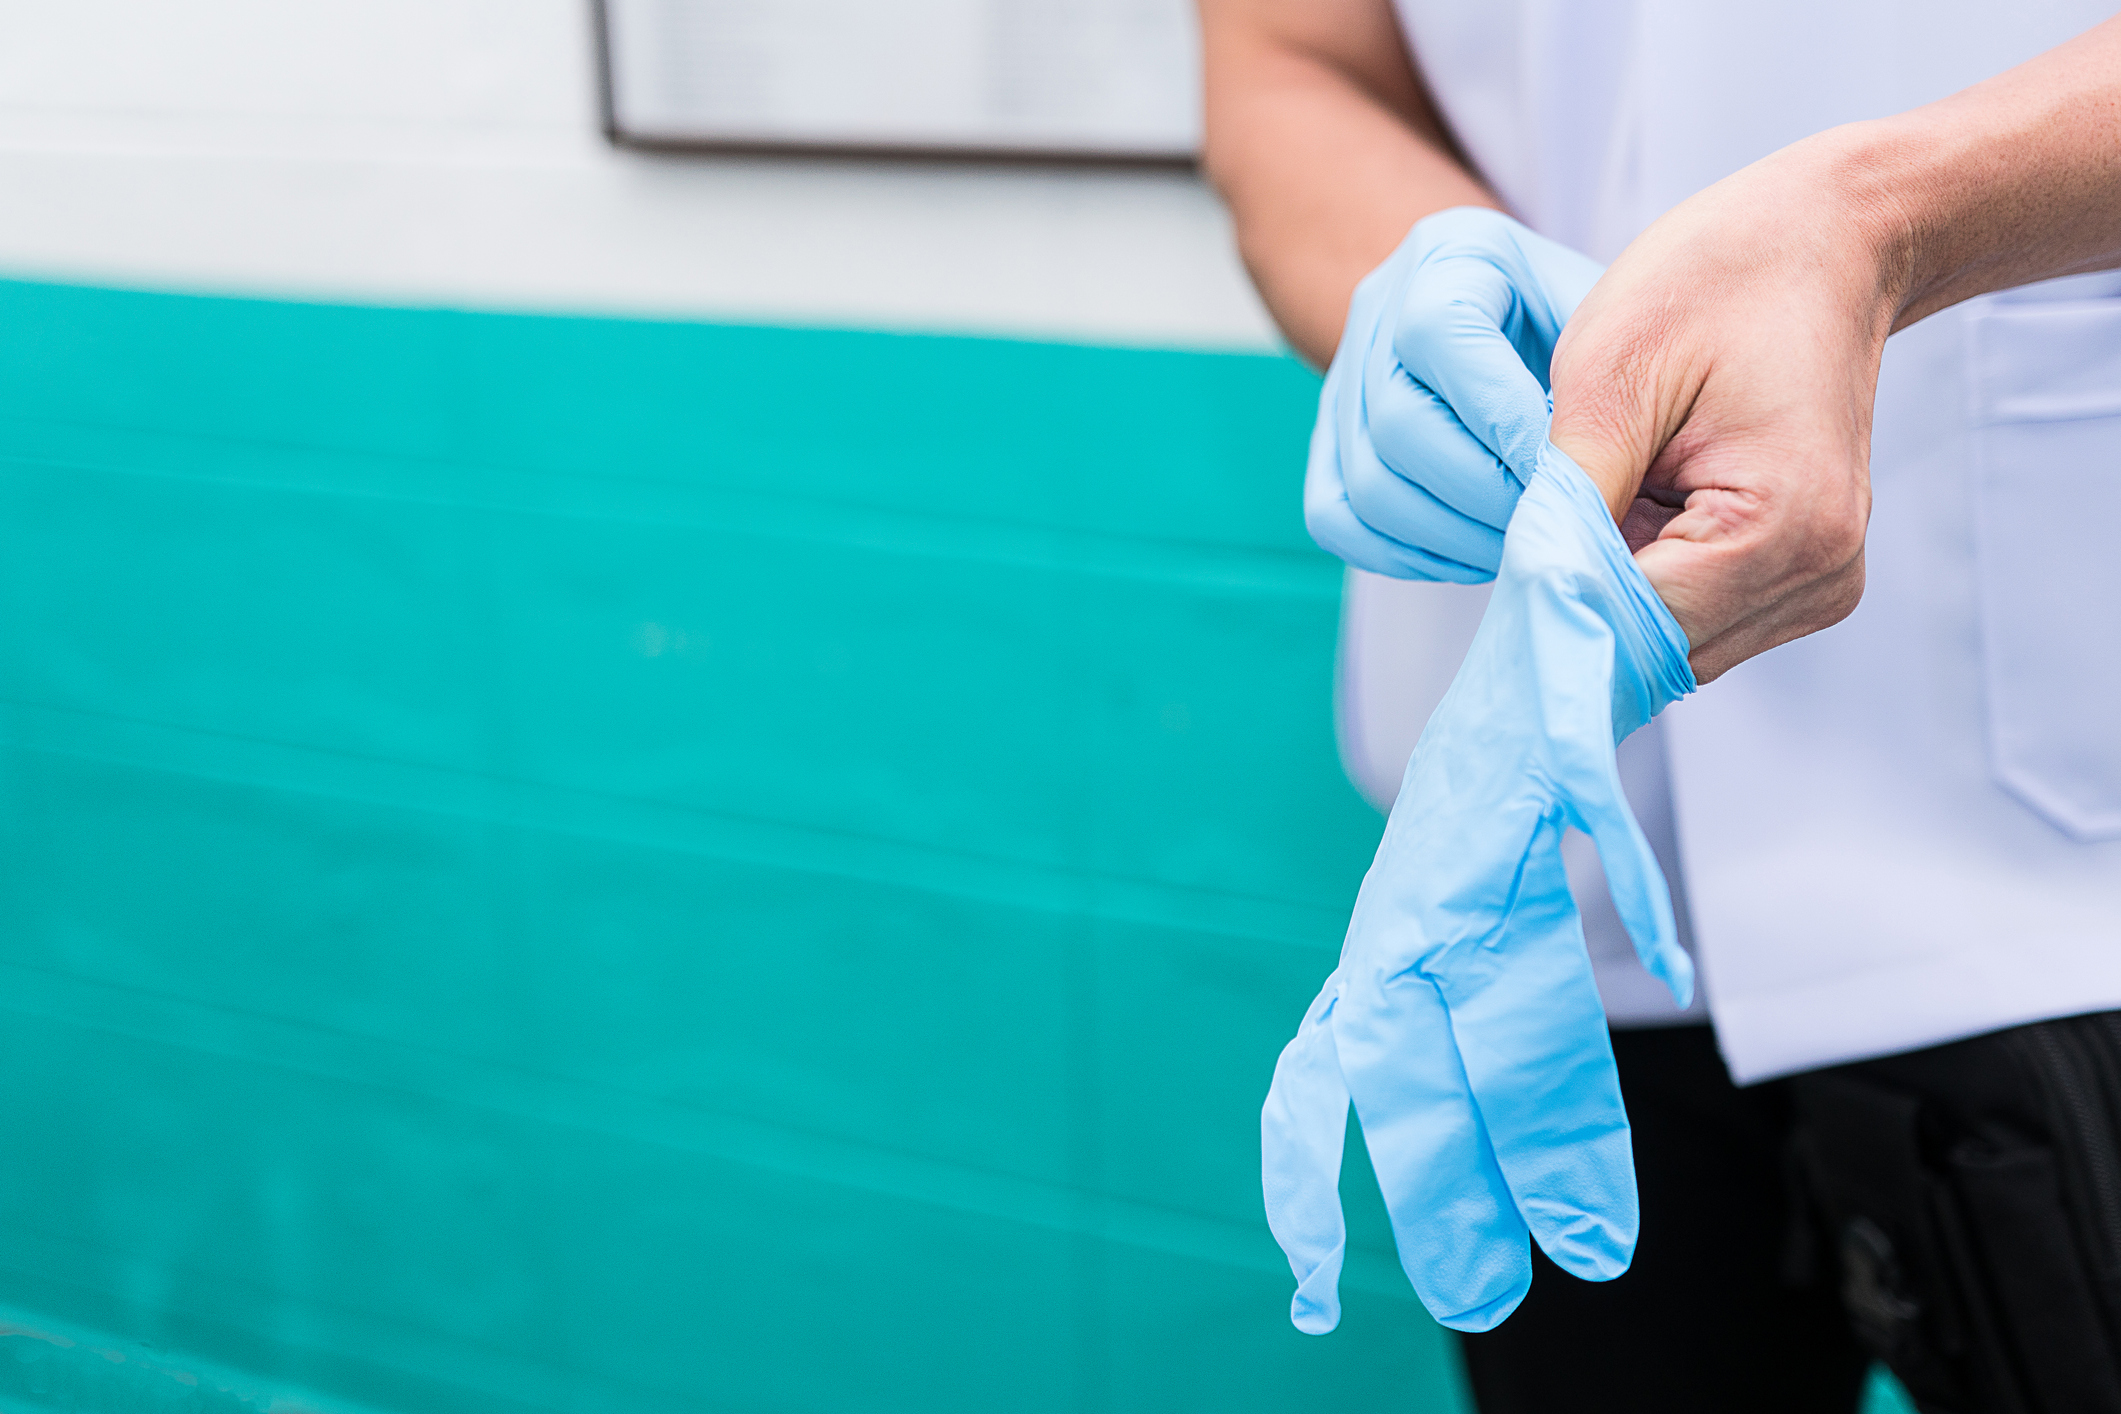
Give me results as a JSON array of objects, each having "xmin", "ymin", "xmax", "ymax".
[{"xmin": 596, "ymin": 0, "xmax": 1201, "ymax": 163}]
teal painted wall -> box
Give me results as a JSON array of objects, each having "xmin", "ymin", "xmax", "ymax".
[{"xmin": 0, "ymin": 282, "xmax": 1470, "ymax": 1412}]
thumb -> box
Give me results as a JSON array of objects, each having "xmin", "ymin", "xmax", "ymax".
[
  {"xmin": 1546, "ymin": 394, "xmax": 1657, "ymax": 534},
  {"xmin": 1547, "ymin": 312, "xmax": 1712, "ymax": 659},
  {"xmin": 1544, "ymin": 271, "xmax": 1696, "ymax": 529}
]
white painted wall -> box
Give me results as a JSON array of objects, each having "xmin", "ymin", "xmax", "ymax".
[{"xmin": 0, "ymin": 0, "xmax": 1281, "ymax": 349}]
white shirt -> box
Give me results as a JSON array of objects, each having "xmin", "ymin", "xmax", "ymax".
[{"xmin": 1349, "ymin": 0, "xmax": 2121, "ymax": 1081}]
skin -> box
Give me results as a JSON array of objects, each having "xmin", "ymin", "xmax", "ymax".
[
  {"xmin": 1197, "ymin": 0, "xmax": 1498, "ymax": 364},
  {"xmin": 1199, "ymin": 3, "xmax": 2121, "ymax": 682}
]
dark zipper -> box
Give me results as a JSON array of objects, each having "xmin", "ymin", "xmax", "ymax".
[{"xmin": 2018, "ymin": 1019, "xmax": 2121, "ymax": 1277}]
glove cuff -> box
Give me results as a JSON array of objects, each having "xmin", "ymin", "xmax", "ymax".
[{"xmin": 1532, "ymin": 446, "xmax": 1697, "ymax": 738}]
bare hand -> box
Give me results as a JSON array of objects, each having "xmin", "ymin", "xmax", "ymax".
[{"xmin": 1546, "ymin": 134, "xmax": 1902, "ymax": 683}]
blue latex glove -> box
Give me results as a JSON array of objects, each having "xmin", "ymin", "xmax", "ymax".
[
  {"xmin": 1262, "ymin": 444, "xmax": 1697, "ymax": 1334},
  {"xmin": 1305, "ymin": 207, "xmax": 1604, "ymax": 582}
]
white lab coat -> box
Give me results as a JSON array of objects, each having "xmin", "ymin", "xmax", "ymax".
[{"xmin": 1348, "ymin": 0, "xmax": 2121, "ymax": 1082}]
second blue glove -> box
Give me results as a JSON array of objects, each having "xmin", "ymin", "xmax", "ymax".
[{"xmin": 1305, "ymin": 207, "xmax": 1604, "ymax": 581}]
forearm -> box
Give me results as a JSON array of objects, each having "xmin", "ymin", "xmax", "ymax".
[
  {"xmin": 1198, "ymin": 0, "xmax": 1497, "ymax": 366},
  {"xmin": 1839, "ymin": 15, "xmax": 2121, "ymax": 328}
]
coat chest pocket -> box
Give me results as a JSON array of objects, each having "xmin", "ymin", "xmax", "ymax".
[{"xmin": 1966, "ymin": 290, "xmax": 2121, "ymax": 841}]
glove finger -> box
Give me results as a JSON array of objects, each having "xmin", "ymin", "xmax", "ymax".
[
  {"xmin": 1261, "ymin": 976, "xmax": 1355, "ymax": 1334},
  {"xmin": 1339, "ymin": 306, "xmax": 1504, "ymax": 569},
  {"xmin": 1334, "ymin": 953, "xmax": 1530, "ymax": 1332},
  {"xmin": 1305, "ymin": 378, "xmax": 1494, "ymax": 582},
  {"xmin": 1302, "ymin": 256, "xmax": 1390, "ymax": 556},
  {"xmin": 1407, "ymin": 206, "xmax": 1603, "ymax": 325},
  {"xmin": 1338, "ymin": 414, "xmax": 1505, "ymax": 572},
  {"xmin": 1336, "ymin": 334, "xmax": 1508, "ymax": 566},
  {"xmin": 1307, "ymin": 240, "xmax": 1497, "ymax": 580},
  {"xmin": 1502, "ymin": 473, "xmax": 1695, "ymax": 1008},
  {"xmin": 1391, "ymin": 255, "xmax": 1557, "ymax": 479},
  {"xmin": 1364, "ymin": 355, "xmax": 1524, "ymax": 530},
  {"xmin": 1563, "ymin": 741, "xmax": 1695, "ymax": 1009},
  {"xmin": 1436, "ymin": 815, "xmax": 1640, "ymax": 1282}
]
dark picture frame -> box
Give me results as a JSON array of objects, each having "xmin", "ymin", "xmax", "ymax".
[{"xmin": 592, "ymin": 0, "xmax": 1201, "ymax": 167}]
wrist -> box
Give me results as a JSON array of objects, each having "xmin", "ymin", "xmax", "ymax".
[
  {"xmin": 1809, "ymin": 40, "xmax": 2121, "ymax": 330},
  {"xmin": 1788, "ymin": 119, "xmax": 1945, "ymax": 333}
]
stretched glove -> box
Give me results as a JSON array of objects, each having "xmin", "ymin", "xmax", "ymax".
[
  {"xmin": 1262, "ymin": 444, "xmax": 1697, "ymax": 1334},
  {"xmin": 1306, "ymin": 207, "xmax": 1604, "ymax": 582}
]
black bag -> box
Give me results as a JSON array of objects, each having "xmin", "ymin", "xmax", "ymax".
[{"xmin": 1788, "ymin": 1010, "xmax": 2121, "ymax": 1412}]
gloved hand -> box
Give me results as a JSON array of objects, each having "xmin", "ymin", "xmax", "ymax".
[
  {"xmin": 1306, "ymin": 207, "xmax": 1604, "ymax": 582},
  {"xmin": 1262, "ymin": 443, "xmax": 1696, "ymax": 1334}
]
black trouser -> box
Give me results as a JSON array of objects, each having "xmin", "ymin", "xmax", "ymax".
[{"xmin": 1458, "ymin": 1015, "xmax": 2121, "ymax": 1414}]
